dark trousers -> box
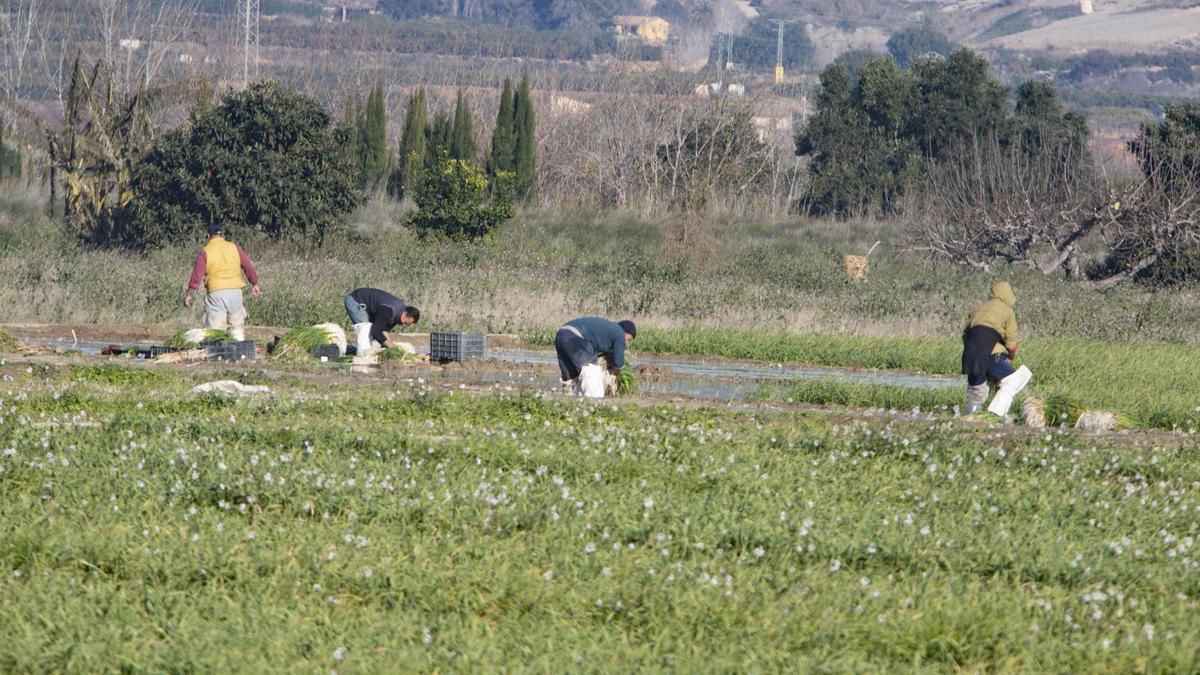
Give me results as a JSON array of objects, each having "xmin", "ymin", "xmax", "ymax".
[
  {"xmin": 555, "ymin": 328, "xmax": 595, "ymax": 381},
  {"xmin": 967, "ymin": 353, "xmax": 1016, "ymax": 386}
]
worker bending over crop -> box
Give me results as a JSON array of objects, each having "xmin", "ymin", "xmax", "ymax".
[
  {"xmin": 344, "ymin": 287, "xmax": 420, "ymax": 357},
  {"xmin": 183, "ymin": 223, "xmax": 260, "ymax": 341},
  {"xmin": 555, "ymin": 317, "xmax": 636, "ymax": 398},
  {"xmin": 961, "ymin": 281, "xmax": 1032, "ymax": 416}
]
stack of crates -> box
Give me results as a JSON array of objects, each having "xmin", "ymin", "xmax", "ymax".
[{"xmin": 429, "ymin": 332, "xmax": 486, "ymax": 363}]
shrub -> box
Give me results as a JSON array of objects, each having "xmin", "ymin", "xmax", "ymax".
[
  {"xmin": 407, "ymin": 159, "xmax": 514, "ymax": 240},
  {"xmin": 129, "ymin": 80, "xmax": 363, "ymax": 248}
]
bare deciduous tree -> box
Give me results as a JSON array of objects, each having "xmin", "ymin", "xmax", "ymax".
[
  {"xmin": 0, "ymin": 0, "xmax": 42, "ymax": 101},
  {"xmin": 908, "ymin": 133, "xmax": 1096, "ymax": 277},
  {"xmin": 908, "ymin": 133, "xmax": 1200, "ymax": 289},
  {"xmin": 87, "ymin": 0, "xmax": 200, "ymax": 94}
]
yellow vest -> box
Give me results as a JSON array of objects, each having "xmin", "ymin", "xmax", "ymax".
[{"xmin": 203, "ymin": 236, "xmax": 245, "ymax": 292}]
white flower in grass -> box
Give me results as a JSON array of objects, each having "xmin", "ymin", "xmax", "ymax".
[
  {"xmin": 753, "ymin": 547, "xmax": 765, "ymax": 558},
  {"xmin": 829, "ymin": 559, "xmax": 841, "ymax": 572},
  {"xmin": 584, "ymin": 542, "xmax": 596, "ymax": 555},
  {"xmin": 332, "ymin": 646, "xmax": 347, "ymax": 662}
]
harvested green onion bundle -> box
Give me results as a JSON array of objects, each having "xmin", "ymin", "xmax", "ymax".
[
  {"xmin": 378, "ymin": 346, "xmax": 417, "ymax": 362},
  {"xmin": 163, "ymin": 328, "xmax": 234, "ymax": 347},
  {"xmin": 615, "ymin": 365, "xmax": 639, "ymax": 396},
  {"xmin": 270, "ymin": 324, "xmax": 346, "ymax": 361},
  {"xmin": 1042, "ymin": 394, "xmax": 1085, "ymax": 427}
]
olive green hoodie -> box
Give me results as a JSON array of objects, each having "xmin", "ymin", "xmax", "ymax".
[{"xmin": 967, "ymin": 282, "xmax": 1018, "ymax": 355}]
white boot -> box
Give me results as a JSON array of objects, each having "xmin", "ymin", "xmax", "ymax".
[
  {"xmin": 561, "ymin": 378, "xmax": 579, "ymax": 395},
  {"xmin": 987, "ymin": 365, "xmax": 1033, "ymax": 417},
  {"xmin": 229, "ymin": 326, "xmax": 245, "ymax": 342},
  {"xmin": 964, "ymin": 383, "xmax": 989, "ymax": 414},
  {"xmin": 353, "ymin": 323, "xmax": 375, "ymax": 357}
]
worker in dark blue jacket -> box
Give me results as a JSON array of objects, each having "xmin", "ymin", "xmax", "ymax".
[{"xmin": 555, "ymin": 317, "xmax": 636, "ymax": 392}]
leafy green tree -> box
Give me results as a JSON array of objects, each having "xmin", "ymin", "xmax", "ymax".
[
  {"xmin": 795, "ymin": 65, "xmax": 882, "ymax": 216},
  {"xmin": 1009, "ymin": 80, "xmax": 1090, "ymax": 172},
  {"xmin": 359, "ymin": 84, "xmax": 391, "ymax": 190},
  {"xmin": 856, "ymin": 58, "xmax": 915, "ymax": 146},
  {"xmin": 449, "ymin": 90, "xmax": 477, "ymax": 163},
  {"xmin": 407, "ymin": 158, "xmax": 514, "ymax": 239},
  {"xmin": 886, "ymin": 26, "xmax": 956, "ymax": 68},
  {"xmin": 513, "ymin": 73, "xmax": 537, "ymax": 203},
  {"xmin": 910, "ymin": 49, "xmax": 1007, "ymax": 160},
  {"xmin": 488, "ymin": 78, "xmax": 516, "ymax": 178},
  {"xmin": 832, "ymin": 49, "xmax": 888, "ymax": 82},
  {"xmin": 796, "ymin": 48, "xmax": 1060, "ymax": 218},
  {"xmin": 129, "ymin": 80, "xmax": 363, "ymax": 248},
  {"xmin": 391, "ymin": 88, "xmax": 427, "ymax": 200},
  {"xmin": 796, "ymin": 62, "xmax": 921, "ymax": 216},
  {"xmin": 1130, "ymin": 104, "xmax": 1200, "ymax": 184}
]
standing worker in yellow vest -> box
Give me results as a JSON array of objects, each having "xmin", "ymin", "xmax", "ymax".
[{"xmin": 183, "ymin": 223, "xmax": 261, "ymax": 341}]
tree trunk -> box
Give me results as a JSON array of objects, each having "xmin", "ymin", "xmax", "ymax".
[{"xmin": 1083, "ymin": 252, "xmax": 1159, "ymax": 291}]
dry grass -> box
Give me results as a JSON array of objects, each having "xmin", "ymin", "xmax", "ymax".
[{"xmin": 4, "ymin": 192, "xmax": 1200, "ymax": 346}]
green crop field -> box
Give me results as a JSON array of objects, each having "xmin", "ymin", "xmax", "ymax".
[{"xmin": 2, "ymin": 359, "xmax": 1199, "ymax": 671}]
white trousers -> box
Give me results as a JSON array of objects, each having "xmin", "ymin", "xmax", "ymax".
[{"xmin": 204, "ymin": 289, "xmax": 246, "ymax": 341}]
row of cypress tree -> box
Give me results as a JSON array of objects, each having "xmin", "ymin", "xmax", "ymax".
[{"xmin": 349, "ymin": 75, "xmax": 536, "ymax": 203}]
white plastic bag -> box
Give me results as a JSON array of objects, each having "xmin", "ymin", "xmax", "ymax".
[{"xmin": 579, "ymin": 363, "xmax": 606, "ymax": 398}]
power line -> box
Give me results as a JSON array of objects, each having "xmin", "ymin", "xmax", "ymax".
[
  {"xmin": 238, "ymin": 0, "xmax": 260, "ymax": 87},
  {"xmin": 771, "ymin": 19, "xmax": 791, "ymax": 85}
]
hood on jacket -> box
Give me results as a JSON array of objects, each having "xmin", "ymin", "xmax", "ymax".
[{"xmin": 990, "ymin": 281, "xmax": 1015, "ymax": 307}]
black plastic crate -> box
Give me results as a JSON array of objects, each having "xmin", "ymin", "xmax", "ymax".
[
  {"xmin": 311, "ymin": 344, "xmax": 342, "ymax": 361},
  {"xmin": 148, "ymin": 340, "xmax": 256, "ymax": 361},
  {"xmin": 429, "ymin": 332, "xmax": 486, "ymax": 362},
  {"xmin": 205, "ymin": 340, "xmax": 257, "ymax": 362},
  {"xmin": 147, "ymin": 344, "xmax": 194, "ymax": 358}
]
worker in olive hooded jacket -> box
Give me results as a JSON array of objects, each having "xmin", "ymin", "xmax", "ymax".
[{"xmin": 961, "ymin": 281, "xmax": 1032, "ymax": 416}]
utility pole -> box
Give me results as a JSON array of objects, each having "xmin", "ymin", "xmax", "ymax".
[
  {"xmin": 771, "ymin": 19, "xmax": 791, "ymax": 85},
  {"xmin": 238, "ymin": 0, "xmax": 260, "ymax": 87}
]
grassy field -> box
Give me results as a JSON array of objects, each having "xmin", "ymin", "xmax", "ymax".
[
  {"xmin": 2, "ymin": 358, "xmax": 1200, "ymax": 671},
  {"xmin": 606, "ymin": 329, "xmax": 1200, "ymax": 431}
]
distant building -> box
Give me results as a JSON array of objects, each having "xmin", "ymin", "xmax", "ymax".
[
  {"xmin": 612, "ymin": 16, "xmax": 670, "ymax": 44},
  {"xmin": 324, "ymin": 0, "xmax": 378, "ymax": 22}
]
